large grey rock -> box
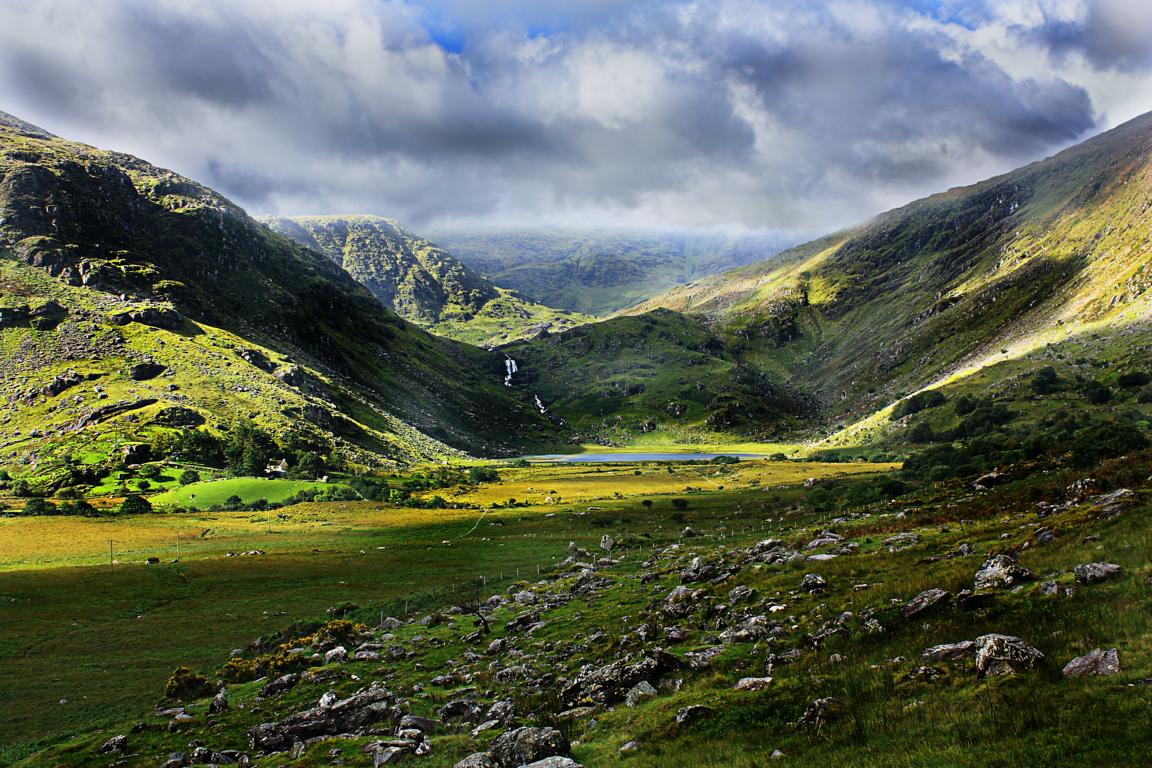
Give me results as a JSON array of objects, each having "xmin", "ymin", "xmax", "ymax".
[
  {"xmin": 1087, "ymin": 489, "xmax": 1137, "ymax": 517},
  {"xmin": 98, "ymin": 735, "xmax": 128, "ymax": 754},
  {"xmin": 975, "ymin": 634, "xmax": 1044, "ymax": 677},
  {"xmin": 625, "ymin": 680, "xmax": 657, "ymax": 707},
  {"xmin": 974, "ymin": 555, "xmax": 1035, "ymax": 591},
  {"xmin": 675, "ymin": 705, "xmax": 713, "ymax": 726},
  {"xmin": 1073, "ymin": 562, "xmax": 1123, "ymax": 584},
  {"xmin": 520, "ymin": 758, "xmax": 583, "ymax": 768},
  {"xmin": 902, "ymin": 588, "xmax": 950, "ymax": 618},
  {"xmin": 733, "ymin": 676, "xmax": 774, "ymax": 691},
  {"xmin": 799, "ymin": 573, "xmax": 828, "ymax": 593},
  {"xmin": 453, "ymin": 754, "xmax": 498, "ymax": 768},
  {"xmin": 489, "ymin": 727, "xmax": 569, "ymax": 768},
  {"xmin": 1062, "ymin": 648, "xmax": 1120, "ymax": 678}
]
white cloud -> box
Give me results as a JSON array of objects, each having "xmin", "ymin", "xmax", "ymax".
[{"xmin": 0, "ymin": 0, "xmax": 1145, "ymax": 236}]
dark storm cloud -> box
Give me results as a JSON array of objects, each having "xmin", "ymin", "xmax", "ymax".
[
  {"xmin": 1028, "ymin": 0, "xmax": 1152, "ymax": 72},
  {"xmin": 0, "ymin": 0, "xmax": 1139, "ymax": 233}
]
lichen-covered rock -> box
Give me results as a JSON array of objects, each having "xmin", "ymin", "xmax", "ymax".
[
  {"xmin": 902, "ymin": 588, "xmax": 951, "ymax": 618},
  {"xmin": 1062, "ymin": 648, "xmax": 1120, "ymax": 678},
  {"xmin": 489, "ymin": 726, "xmax": 570, "ymax": 768},
  {"xmin": 974, "ymin": 634, "xmax": 1044, "ymax": 677},
  {"xmin": 1073, "ymin": 562, "xmax": 1122, "ymax": 584},
  {"xmin": 800, "ymin": 573, "xmax": 828, "ymax": 593},
  {"xmin": 797, "ymin": 697, "xmax": 844, "ymax": 729},
  {"xmin": 974, "ymin": 555, "xmax": 1035, "ymax": 591},
  {"xmin": 922, "ymin": 641, "xmax": 974, "ymax": 662}
]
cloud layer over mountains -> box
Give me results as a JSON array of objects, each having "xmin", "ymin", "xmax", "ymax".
[{"xmin": 1, "ymin": 0, "xmax": 1150, "ymax": 235}]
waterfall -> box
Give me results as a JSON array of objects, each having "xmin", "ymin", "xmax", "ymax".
[
  {"xmin": 503, "ymin": 357, "xmax": 518, "ymax": 386},
  {"xmin": 534, "ymin": 394, "xmax": 548, "ymax": 414}
]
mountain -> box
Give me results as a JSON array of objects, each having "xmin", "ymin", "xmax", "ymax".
[
  {"xmin": 505, "ymin": 111, "xmax": 1152, "ymax": 447},
  {"xmin": 622, "ymin": 110, "xmax": 1152, "ymax": 425},
  {"xmin": 430, "ymin": 227, "xmax": 793, "ymax": 315},
  {"xmin": 0, "ymin": 111, "xmax": 555, "ymax": 489},
  {"xmin": 262, "ymin": 215, "xmax": 589, "ymax": 346}
]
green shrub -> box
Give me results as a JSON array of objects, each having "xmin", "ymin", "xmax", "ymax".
[
  {"xmin": 1030, "ymin": 366, "xmax": 1062, "ymax": 395},
  {"xmin": 164, "ymin": 666, "xmax": 214, "ymax": 700},
  {"xmin": 892, "ymin": 390, "xmax": 947, "ymax": 420},
  {"xmin": 178, "ymin": 469, "xmax": 201, "ymax": 485},
  {"xmin": 119, "ymin": 494, "xmax": 153, "ymax": 515},
  {"xmin": 1117, "ymin": 371, "xmax": 1151, "ymax": 388},
  {"xmin": 22, "ymin": 497, "xmax": 56, "ymax": 515}
]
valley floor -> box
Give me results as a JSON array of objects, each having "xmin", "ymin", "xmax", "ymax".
[{"xmin": 4, "ymin": 454, "xmax": 1151, "ymax": 767}]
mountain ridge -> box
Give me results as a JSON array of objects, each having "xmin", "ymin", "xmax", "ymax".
[{"xmin": 262, "ymin": 214, "xmax": 589, "ymax": 346}]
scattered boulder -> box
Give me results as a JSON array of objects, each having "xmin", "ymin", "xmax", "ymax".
[
  {"xmin": 520, "ymin": 759, "xmax": 583, "ymax": 768},
  {"xmin": 974, "ymin": 634, "xmax": 1044, "ymax": 677},
  {"xmin": 110, "ymin": 307, "xmax": 184, "ymax": 330},
  {"xmin": 489, "ymin": 726, "xmax": 569, "ymax": 768},
  {"xmin": 922, "ymin": 641, "xmax": 975, "ymax": 662},
  {"xmin": 625, "ymin": 681, "xmax": 657, "ymax": 707},
  {"xmin": 675, "ymin": 705, "xmax": 713, "ymax": 726},
  {"xmin": 274, "ymin": 365, "xmax": 308, "ymax": 387},
  {"xmin": 453, "ymin": 754, "xmax": 498, "ymax": 768},
  {"xmin": 797, "ymin": 697, "xmax": 843, "ymax": 729},
  {"xmin": 259, "ymin": 673, "xmax": 300, "ymax": 699},
  {"xmin": 1062, "ymin": 648, "xmax": 1120, "ymax": 678},
  {"xmin": 561, "ymin": 649, "xmax": 678, "ymax": 706},
  {"xmin": 209, "ymin": 689, "xmax": 228, "ymax": 714},
  {"xmin": 733, "ymin": 677, "xmax": 773, "ymax": 691},
  {"xmin": 799, "ymin": 573, "xmax": 827, "ymax": 593},
  {"xmin": 99, "ymin": 735, "xmax": 128, "ymax": 754},
  {"xmin": 237, "ymin": 348, "xmax": 276, "ymax": 372},
  {"xmin": 1073, "ymin": 563, "xmax": 1122, "ymax": 584},
  {"xmin": 325, "ymin": 646, "xmax": 348, "ymax": 665},
  {"xmin": 152, "ymin": 406, "xmax": 205, "ymax": 427},
  {"xmin": 902, "ymin": 588, "xmax": 951, "ymax": 618},
  {"xmin": 1086, "ymin": 489, "xmax": 1137, "ymax": 518},
  {"xmin": 973, "ymin": 555, "xmax": 1035, "ymax": 591}
]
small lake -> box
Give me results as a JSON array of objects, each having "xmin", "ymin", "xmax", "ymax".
[{"xmin": 522, "ymin": 452, "xmax": 771, "ymax": 463}]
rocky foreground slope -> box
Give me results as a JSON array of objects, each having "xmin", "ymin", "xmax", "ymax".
[{"xmin": 33, "ymin": 450, "xmax": 1152, "ymax": 767}]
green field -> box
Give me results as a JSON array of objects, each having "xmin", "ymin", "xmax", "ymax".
[{"xmin": 150, "ymin": 477, "xmax": 356, "ymax": 509}]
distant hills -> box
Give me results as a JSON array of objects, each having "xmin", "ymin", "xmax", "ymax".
[
  {"xmin": 431, "ymin": 227, "xmax": 793, "ymax": 315},
  {"xmin": 262, "ymin": 215, "xmax": 588, "ymax": 346}
]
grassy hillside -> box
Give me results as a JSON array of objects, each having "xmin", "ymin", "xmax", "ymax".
[
  {"xmin": 0, "ymin": 112, "xmax": 560, "ymax": 491},
  {"xmin": 619, "ymin": 111, "xmax": 1152, "ymax": 428},
  {"xmin": 504, "ymin": 309, "xmax": 814, "ymax": 445},
  {"xmin": 431, "ymin": 228, "xmax": 793, "ymax": 315},
  {"xmin": 263, "ymin": 216, "xmax": 589, "ymax": 346}
]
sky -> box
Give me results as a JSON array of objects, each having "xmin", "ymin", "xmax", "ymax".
[{"xmin": 1, "ymin": 0, "xmax": 1151, "ymax": 237}]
